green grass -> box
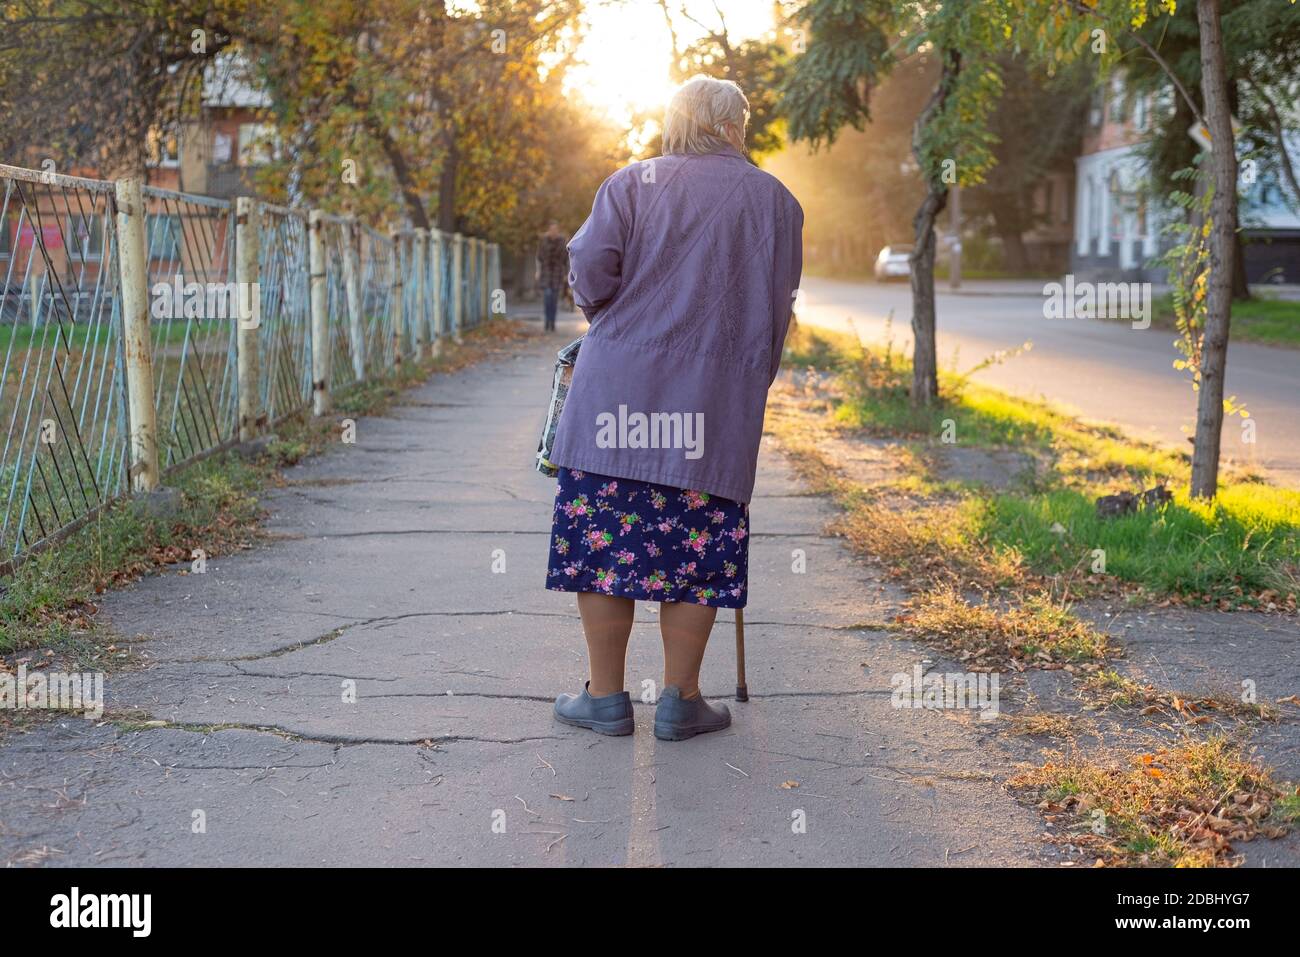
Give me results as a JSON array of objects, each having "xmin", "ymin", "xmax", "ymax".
[
  {"xmin": 1223, "ymin": 297, "xmax": 1300, "ymax": 347},
  {"xmin": 1275, "ymin": 791, "xmax": 1300, "ymax": 824},
  {"xmin": 780, "ymin": 324, "xmax": 1300, "ymax": 602},
  {"xmin": 978, "ymin": 485, "xmax": 1300, "ymax": 599},
  {"xmin": 0, "ymin": 319, "xmax": 227, "ymax": 350},
  {"xmin": 1133, "ymin": 293, "xmax": 1300, "ymax": 348}
]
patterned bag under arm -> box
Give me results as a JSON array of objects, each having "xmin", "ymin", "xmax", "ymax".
[{"xmin": 535, "ymin": 335, "xmax": 584, "ymax": 477}]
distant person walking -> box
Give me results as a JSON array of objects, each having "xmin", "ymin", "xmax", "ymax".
[{"xmin": 536, "ymin": 222, "xmax": 569, "ymax": 332}]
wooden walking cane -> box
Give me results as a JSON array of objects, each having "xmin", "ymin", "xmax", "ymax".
[{"xmin": 734, "ymin": 609, "xmax": 748, "ymax": 702}]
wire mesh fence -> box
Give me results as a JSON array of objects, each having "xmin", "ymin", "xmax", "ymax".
[
  {"xmin": 0, "ymin": 167, "xmax": 127, "ymax": 572},
  {"xmin": 0, "ymin": 162, "xmax": 501, "ymax": 574},
  {"xmin": 142, "ymin": 186, "xmax": 238, "ymax": 469}
]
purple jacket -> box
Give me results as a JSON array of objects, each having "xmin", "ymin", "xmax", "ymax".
[{"xmin": 549, "ymin": 146, "xmax": 803, "ymax": 503}]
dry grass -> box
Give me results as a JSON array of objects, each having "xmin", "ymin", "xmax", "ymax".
[
  {"xmin": 771, "ymin": 382, "xmax": 1110, "ymax": 674},
  {"xmin": 1009, "ymin": 736, "xmax": 1297, "ymax": 867},
  {"xmin": 833, "ymin": 498, "xmax": 1024, "ymax": 588},
  {"xmin": 768, "ymin": 394, "xmax": 1025, "ymax": 590},
  {"xmin": 1081, "ymin": 668, "xmax": 1282, "ymax": 724},
  {"xmin": 1001, "ymin": 712, "xmax": 1084, "ymax": 737},
  {"xmin": 898, "ymin": 585, "xmax": 1112, "ymax": 670}
]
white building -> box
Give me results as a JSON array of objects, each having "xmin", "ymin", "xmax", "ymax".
[{"xmin": 1072, "ymin": 75, "xmax": 1300, "ymax": 283}]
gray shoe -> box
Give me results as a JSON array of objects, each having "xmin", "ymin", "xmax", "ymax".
[
  {"xmin": 654, "ymin": 686, "xmax": 731, "ymax": 741},
  {"xmin": 554, "ymin": 682, "xmax": 634, "ymax": 736}
]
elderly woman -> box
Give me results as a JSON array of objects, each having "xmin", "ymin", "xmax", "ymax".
[{"xmin": 545, "ymin": 76, "xmax": 803, "ymax": 741}]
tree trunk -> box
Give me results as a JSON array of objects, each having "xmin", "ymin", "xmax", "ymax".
[
  {"xmin": 1232, "ymin": 231, "xmax": 1250, "ymax": 300},
  {"xmin": 1191, "ymin": 0, "xmax": 1238, "ymax": 500},
  {"xmin": 907, "ymin": 49, "xmax": 960, "ymax": 407},
  {"xmin": 993, "ymin": 208, "xmax": 1031, "ymax": 274},
  {"xmin": 349, "ymin": 65, "xmax": 429, "ymax": 230},
  {"xmin": 910, "ymin": 187, "xmax": 947, "ymax": 405},
  {"xmin": 367, "ymin": 118, "xmax": 430, "ymax": 229},
  {"xmin": 437, "ymin": 134, "xmax": 459, "ymax": 233}
]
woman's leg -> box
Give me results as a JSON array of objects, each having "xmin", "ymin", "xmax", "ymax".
[
  {"xmin": 659, "ymin": 600, "xmax": 718, "ymax": 700},
  {"xmin": 576, "ymin": 593, "xmax": 634, "ymax": 696}
]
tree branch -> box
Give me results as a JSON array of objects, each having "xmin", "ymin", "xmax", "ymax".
[
  {"xmin": 1242, "ymin": 77, "xmax": 1300, "ymax": 209},
  {"xmin": 1058, "ymin": 0, "xmax": 1206, "ymax": 129}
]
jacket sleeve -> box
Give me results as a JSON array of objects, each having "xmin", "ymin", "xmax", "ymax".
[
  {"xmin": 567, "ymin": 172, "xmax": 630, "ymax": 321},
  {"xmin": 769, "ymin": 197, "xmax": 805, "ymax": 384}
]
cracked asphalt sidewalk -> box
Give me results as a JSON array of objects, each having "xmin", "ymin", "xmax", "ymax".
[{"xmin": 0, "ymin": 315, "xmax": 1055, "ymax": 867}]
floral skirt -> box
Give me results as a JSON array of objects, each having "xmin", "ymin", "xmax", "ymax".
[{"xmin": 546, "ymin": 467, "xmax": 750, "ymax": 608}]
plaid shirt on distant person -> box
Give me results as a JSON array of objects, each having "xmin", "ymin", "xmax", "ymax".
[{"xmin": 536, "ymin": 234, "xmax": 570, "ymax": 290}]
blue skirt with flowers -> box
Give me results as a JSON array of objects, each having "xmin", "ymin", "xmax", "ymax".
[{"xmin": 545, "ymin": 467, "xmax": 750, "ymax": 608}]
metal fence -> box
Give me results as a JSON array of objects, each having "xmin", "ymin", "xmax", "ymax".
[{"xmin": 0, "ymin": 162, "xmax": 501, "ymax": 573}]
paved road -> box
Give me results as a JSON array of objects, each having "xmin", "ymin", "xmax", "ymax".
[
  {"xmin": 798, "ymin": 277, "xmax": 1300, "ymax": 484},
  {"xmin": 0, "ymin": 318, "xmax": 1051, "ymax": 867}
]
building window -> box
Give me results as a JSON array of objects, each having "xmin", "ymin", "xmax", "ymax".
[
  {"xmin": 0, "ymin": 213, "xmax": 12, "ymax": 259},
  {"xmin": 211, "ymin": 130, "xmax": 234, "ymax": 165},
  {"xmin": 1109, "ymin": 76, "xmax": 1128, "ymax": 125},
  {"xmin": 67, "ymin": 212, "xmax": 105, "ymax": 262}
]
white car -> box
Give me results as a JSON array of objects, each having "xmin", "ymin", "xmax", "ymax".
[{"xmin": 874, "ymin": 244, "xmax": 913, "ymax": 281}]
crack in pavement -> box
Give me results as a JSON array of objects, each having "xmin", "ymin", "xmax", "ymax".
[
  {"xmin": 115, "ymin": 719, "xmax": 570, "ymax": 748},
  {"xmin": 128, "ymin": 667, "xmax": 884, "ymax": 704},
  {"xmin": 141, "ymin": 761, "xmax": 340, "ymax": 772},
  {"xmin": 185, "ymin": 607, "xmax": 894, "ymax": 635},
  {"xmin": 163, "ymin": 608, "xmax": 900, "ymax": 666},
  {"xmin": 170, "ymin": 610, "xmax": 578, "ymax": 664}
]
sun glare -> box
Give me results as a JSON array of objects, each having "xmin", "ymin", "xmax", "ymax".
[{"xmin": 563, "ymin": 0, "xmax": 775, "ymax": 130}]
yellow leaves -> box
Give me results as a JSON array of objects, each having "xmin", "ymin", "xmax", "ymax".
[{"xmin": 1130, "ymin": 0, "xmax": 1149, "ymax": 30}]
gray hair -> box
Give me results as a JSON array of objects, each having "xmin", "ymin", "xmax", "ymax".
[{"xmin": 662, "ymin": 76, "xmax": 750, "ymax": 156}]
